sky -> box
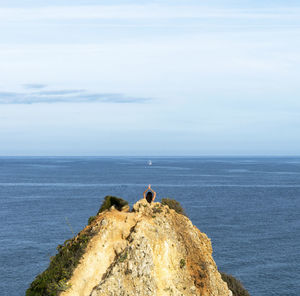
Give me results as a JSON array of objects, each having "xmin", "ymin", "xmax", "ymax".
[{"xmin": 0, "ymin": 0, "xmax": 300, "ymax": 156}]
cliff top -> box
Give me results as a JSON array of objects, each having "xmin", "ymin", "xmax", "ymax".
[{"xmin": 27, "ymin": 197, "xmax": 248, "ymax": 296}]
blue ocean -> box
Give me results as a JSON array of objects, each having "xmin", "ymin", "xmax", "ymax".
[{"xmin": 0, "ymin": 157, "xmax": 299, "ymax": 296}]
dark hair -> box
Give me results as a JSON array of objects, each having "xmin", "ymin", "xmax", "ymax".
[{"xmin": 146, "ymin": 191, "xmax": 153, "ymax": 203}]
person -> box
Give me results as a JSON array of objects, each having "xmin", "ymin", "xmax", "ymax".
[{"xmin": 143, "ymin": 184, "xmax": 156, "ymax": 203}]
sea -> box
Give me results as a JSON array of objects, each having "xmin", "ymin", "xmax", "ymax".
[{"xmin": 0, "ymin": 157, "xmax": 299, "ymax": 296}]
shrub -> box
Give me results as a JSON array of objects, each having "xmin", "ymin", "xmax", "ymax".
[
  {"xmin": 161, "ymin": 198, "xmax": 187, "ymax": 216},
  {"xmin": 179, "ymin": 259, "xmax": 186, "ymax": 268},
  {"xmin": 97, "ymin": 196, "xmax": 128, "ymax": 214},
  {"xmin": 220, "ymin": 272, "xmax": 250, "ymax": 296},
  {"xmin": 88, "ymin": 216, "xmax": 96, "ymax": 225},
  {"xmin": 26, "ymin": 229, "xmax": 95, "ymax": 296},
  {"xmin": 152, "ymin": 204, "xmax": 163, "ymax": 214},
  {"xmin": 119, "ymin": 251, "xmax": 128, "ymax": 262}
]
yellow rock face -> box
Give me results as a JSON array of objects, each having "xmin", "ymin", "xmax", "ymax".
[{"xmin": 61, "ymin": 199, "xmax": 232, "ymax": 296}]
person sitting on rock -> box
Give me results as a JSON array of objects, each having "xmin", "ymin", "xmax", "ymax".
[{"xmin": 143, "ymin": 184, "xmax": 156, "ymax": 203}]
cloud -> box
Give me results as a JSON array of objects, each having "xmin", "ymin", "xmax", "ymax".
[
  {"xmin": 37, "ymin": 89, "xmax": 85, "ymax": 95},
  {"xmin": 23, "ymin": 83, "xmax": 47, "ymax": 89},
  {"xmin": 0, "ymin": 88, "xmax": 151, "ymax": 104},
  {"xmin": 1, "ymin": 5, "xmax": 300, "ymax": 23}
]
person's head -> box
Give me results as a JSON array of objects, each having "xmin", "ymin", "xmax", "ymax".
[{"xmin": 146, "ymin": 191, "xmax": 153, "ymax": 203}]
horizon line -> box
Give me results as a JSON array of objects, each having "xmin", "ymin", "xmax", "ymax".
[{"xmin": 1, "ymin": 154, "xmax": 300, "ymax": 158}]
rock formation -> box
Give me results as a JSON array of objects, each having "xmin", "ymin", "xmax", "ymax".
[{"xmin": 57, "ymin": 199, "xmax": 232, "ymax": 296}]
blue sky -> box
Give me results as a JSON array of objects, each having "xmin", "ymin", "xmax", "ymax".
[{"xmin": 0, "ymin": 0, "xmax": 300, "ymax": 155}]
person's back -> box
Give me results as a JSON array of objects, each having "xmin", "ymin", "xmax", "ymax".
[
  {"xmin": 143, "ymin": 184, "xmax": 156, "ymax": 203},
  {"xmin": 146, "ymin": 191, "xmax": 153, "ymax": 203}
]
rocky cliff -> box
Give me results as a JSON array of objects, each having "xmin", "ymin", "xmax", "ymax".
[
  {"xmin": 62, "ymin": 199, "xmax": 231, "ymax": 296},
  {"xmin": 27, "ymin": 198, "xmax": 234, "ymax": 296}
]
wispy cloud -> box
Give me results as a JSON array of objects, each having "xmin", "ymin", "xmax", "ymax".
[
  {"xmin": 23, "ymin": 83, "xmax": 47, "ymax": 89},
  {"xmin": 0, "ymin": 5, "xmax": 299, "ymax": 22},
  {"xmin": 0, "ymin": 88, "xmax": 151, "ymax": 104},
  {"xmin": 36, "ymin": 89, "xmax": 85, "ymax": 95}
]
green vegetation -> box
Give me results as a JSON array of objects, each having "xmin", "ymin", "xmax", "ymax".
[
  {"xmin": 119, "ymin": 251, "xmax": 128, "ymax": 263},
  {"xmin": 179, "ymin": 259, "xmax": 186, "ymax": 269},
  {"xmin": 161, "ymin": 198, "xmax": 187, "ymax": 216},
  {"xmin": 97, "ymin": 195, "xmax": 129, "ymax": 214},
  {"xmin": 26, "ymin": 228, "xmax": 95, "ymax": 296},
  {"xmin": 220, "ymin": 272, "xmax": 250, "ymax": 296},
  {"xmin": 152, "ymin": 204, "xmax": 163, "ymax": 214},
  {"xmin": 27, "ymin": 195, "xmax": 129, "ymax": 296},
  {"xmin": 88, "ymin": 216, "xmax": 96, "ymax": 225}
]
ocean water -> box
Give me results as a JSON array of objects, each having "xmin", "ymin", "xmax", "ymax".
[{"xmin": 0, "ymin": 157, "xmax": 299, "ymax": 296}]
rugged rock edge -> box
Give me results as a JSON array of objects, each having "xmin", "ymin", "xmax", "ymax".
[{"xmin": 57, "ymin": 199, "xmax": 232, "ymax": 296}]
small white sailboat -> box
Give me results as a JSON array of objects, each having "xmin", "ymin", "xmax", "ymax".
[{"xmin": 148, "ymin": 160, "xmax": 152, "ymax": 166}]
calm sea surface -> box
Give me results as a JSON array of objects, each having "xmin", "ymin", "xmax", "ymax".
[{"xmin": 0, "ymin": 157, "xmax": 299, "ymax": 296}]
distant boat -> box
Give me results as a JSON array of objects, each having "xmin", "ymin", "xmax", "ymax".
[{"xmin": 148, "ymin": 160, "xmax": 152, "ymax": 166}]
